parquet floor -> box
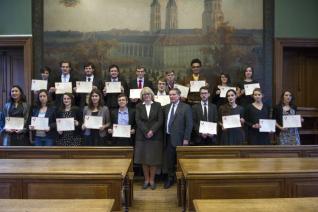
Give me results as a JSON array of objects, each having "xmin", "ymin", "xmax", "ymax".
[{"xmin": 128, "ymin": 180, "xmax": 180, "ymax": 212}]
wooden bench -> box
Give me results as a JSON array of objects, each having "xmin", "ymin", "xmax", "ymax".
[
  {"xmin": 0, "ymin": 158, "xmax": 130, "ymax": 212},
  {"xmin": 0, "ymin": 199, "xmax": 114, "ymax": 212},
  {"xmin": 0, "ymin": 146, "xmax": 134, "ymax": 207},
  {"xmin": 194, "ymin": 197, "xmax": 318, "ymax": 212},
  {"xmin": 176, "ymin": 145, "xmax": 318, "ymax": 206},
  {"xmin": 180, "ymin": 157, "xmax": 318, "ymax": 211}
]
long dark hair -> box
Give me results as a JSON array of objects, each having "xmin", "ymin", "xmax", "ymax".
[
  {"xmin": 221, "ymin": 89, "xmax": 237, "ymax": 116},
  {"xmin": 35, "ymin": 89, "xmax": 52, "ymax": 108},
  {"xmin": 279, "ymin": 90, "xmax": 296, "ymax": 107},
  {"xmin": 9, "ymin": 85, "xmax": 26, "ymax": 103},
  {"xmin": 59, "ymin": 93, "xmax": 74, "ymax": 111},
  {"xmin": 219, "ymin": 73, "xmax": 231, "ymax": 85},
  {"xmin": 88, "ymin": 89, "xmax": 104, "ymax": 110}
]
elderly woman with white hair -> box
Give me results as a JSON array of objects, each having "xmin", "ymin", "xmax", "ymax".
[{"xmin": 134, "ymin": 87, "xmax": 163, "ymax": 190}]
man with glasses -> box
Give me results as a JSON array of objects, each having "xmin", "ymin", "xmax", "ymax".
[{"xmin": 192, "ymin": 86, "xmax": 218, "ymax": 145}]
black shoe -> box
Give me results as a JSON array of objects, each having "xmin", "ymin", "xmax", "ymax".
[
  {"xmin": 142, "ymin": 182, "xmax": 149, "ymax": 189},
  {"xmin": 150, "ymin": 183, "xmax": 156, "ymax": 190},
  {"xmin": 164, "ymin": 180, "xmax": 173, "ymax": 189}
]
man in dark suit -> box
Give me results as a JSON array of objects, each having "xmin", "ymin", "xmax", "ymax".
[
  {"xmin": 165, "ymin": 70, "xmax": 177, "ymax": 92},
  {"xmin": 108, "ymin": 94, "xmax": 135, "ymax": 146},
  {"xmin": 182, "ymin": 58, "xmax": 209, "ymax": 105},
  {"xmin": 103, "ymin": 64, "xmax": 129, "ymax": 111},
  {"xmin": 77, "ymin": 62, "xmax": 103, "ymax": 108},
  {"xmin": 192, "ymin": 86, "xmax": 218, "ymax": 145},
  {"xmin": 129, "ymin": 65, "xmax": 154, "ymax": 107},
  {"xmin": 48, "ymin": 60, "xmax": 78, "ymax": 107},
  {"xmin": 163, "ymin": 88, "xmax": 193, "ymax": 189}
]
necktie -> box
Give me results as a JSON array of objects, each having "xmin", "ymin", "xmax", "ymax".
[
  {"xmin": 203, "ymin": 103, "xmax": 208, "ymax": 121},
  {"xmin": 168, "ymin": 104, "xmax": 175, "ymax": 133},
  {"xmin": 87, "ymin": 77, "xmax": 91, "ymax": 82},
  {"xmin": 138, "ymin": 80, "xmax": 142, "ymax": 89}
]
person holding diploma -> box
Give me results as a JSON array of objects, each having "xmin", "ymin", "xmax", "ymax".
[
  {"xmin": 28, "ymin": 89, "xmax": 57, "ymax": 146},
  {"xmin": 77, "ymin": 62, "xmax": 103, "ymax": 108},
  {"xmin": 134, "ymin": 87, "xmax": 163, "ymax": 190},
  {"xmin": 2, "ymin": 85, "xmax": 30, "ymax": 146},
  {"xmin": 244, "ymin": 88, "xmax": 271, "ymax": 145},
  {"xmin": 56, "ymin": 93, "xmax": 83, "ymax": 146},
  {"xmin": 192, "ymin": 86, "xmax": 218, "ymax": 145},
  {"xmin": 183, "ymin": 58, "xmax": 208, "ymax": 105},
  {"xmin": 218, "ymin": 89, "xmax": 245, "ymax": 145},
  {"xmin": 108, "ymin": 94, "xmax": 136, "ymax": 146},
  {"xmin": 82, "ymin": 89, "xmax": 110, "ymax": 146},
  {"xmin": 211, "ymin": 73, "xmax": 232, "ymax": 108},
  {"xmin": 273, "ymin": 90, "xmax": 300, "ymax": 145},
  {"xmin": 236, "ymin": 66, "xmax": 259, "ymax": 108},
  {"xmin": 103, "ymin": 64, "xmax": 129, "ymax": 111}
]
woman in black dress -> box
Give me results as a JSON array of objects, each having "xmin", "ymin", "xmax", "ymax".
[
  {"xmin": 134, "ymin": 87, "xmax": 163, "ymax": 190},
  {"xmin": 218, "ymin": 89, "xmax": 245, "ymax": 145},
  {"xmin": 82, "ymin": 89, "xmax": 111, "ymax": 146},
  {"xmin": 2, "ymin": 85, "xmax": 30, "ymax": 146},
  {"xmin": 244, "ymin": 88, "xmax": 271, "ymax": 145},
  {"xmin": 211, "ymin": 73, "xmax": 232, "ymax": 108},
  {"xmin": 56, "ymin": 93, "xmax": 83, "ymax": 146},
  {"xmin": 236, "ymin": 66, "xmax": 259, "ymax": 108}
]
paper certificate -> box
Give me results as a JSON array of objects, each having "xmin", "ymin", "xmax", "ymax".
[
  {"xmin": 55, "ymin": 82, "xmax": 72, "ymax": 94},
  {"xmin": 244, "ymin": 83, "xmax": 260, "ymax": 96},
  {"xmin": 4, "ymin": 117, "xmax": 24, "ymax": 130},
  {"xmin": 76, "ymin": 81, "xmax": 92, "ymax": 93},
  {"xmin": 31, "ymin": 117, "xmax": 49, "ymax": 131},
  {"xmin": 174, "ymin": 84, "xmax": 189, "ymax": 98},
  {"xmin": 112, "ymin": 124, "xmax": 131, "ymax": 138},
  {"xmin": 154, "ymin": 95, "xmax": 170, "ymax": 106},
  {"xmin": 259, "ymin": 119, "xmax": 276, "ymax": 132},
  {"xmin": 283, "ymin": 115, "xmax": 302, "ymax": 128},
  {"xmin": 222, "ymin": 114, "xmax": 241, "ymax": 129},
  {"xmin": 129, "ymin": 89, "xmax": 142, "ymax": 99},
  {"xmin": 190, "ymin": 80, "xmax": 206, "ymax": 92},
  {"xmin": 56, "ymin": 118, "xmax": 75, "ymax": 131},
  {"xmin": 219, "ymin": 86, "xmax": 237, "ymax": 98},
  {"xmin": 199, "ymin": 121, "xmax": 217, "ymax": 135},
  {"xmin": 84, "ymin": 115, "xmax": 103, "ymax": 129},
  {"xmin": 31, "ymin": 79, "xmax": 48, "ymax": 91},
  {"xmin": 105, "ymin": 82, "xmax": 121, "ymax": 93}
]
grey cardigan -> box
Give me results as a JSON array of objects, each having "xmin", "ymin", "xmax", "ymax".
[{"xmin": 82, "ymin": 106, "xmax": 110, "ymax": 137}]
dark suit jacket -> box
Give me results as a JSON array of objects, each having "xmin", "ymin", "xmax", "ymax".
[
  {"xmin": 129, "ymin": 78, "xmax": 154, "ymax": 91},
  {"xmin": 28, "ymin": 105, "xmax": 57, "ymax": 139},
  {"xmin": 104, "ymin": 77, "xmax": 129, "ymax": 109},
  {"xmin": 48, "ymin": 73, "xmax": 78, "ymax": 107},
  {"xmin": 183, "ymin": 74, "xmax": 208, "ymax": 104},
  {"xmin": 192, "ymin": 102, "xmax": 218, "ymax": 144},
  {"xmin": 77, "ymin": 75, "xmax": 104, "ymax": 108},
  {"xmin": 135, "ymin": 102, "xmax": 163, "ymax": 142},
  {"xmin": 164, "ymin": 102, "xmax": 193, "ymax": 147}
]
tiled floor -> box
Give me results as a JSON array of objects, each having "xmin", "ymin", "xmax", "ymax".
[{"xmin": 128, "ymin": 180, "xmax": 180, "ymax": 212}]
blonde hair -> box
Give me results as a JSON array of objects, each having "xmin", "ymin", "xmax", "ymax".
[{"xmin": 140, "ymin": 87, "xmax": 155, "ymax": 100}]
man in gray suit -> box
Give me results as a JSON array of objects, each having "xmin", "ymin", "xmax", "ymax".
[{"xmin": 163, "ymin": 88, "xmax": 193, "ymax": 189}]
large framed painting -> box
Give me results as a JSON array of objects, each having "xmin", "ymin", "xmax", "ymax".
[{"xmin": 33, "ymin": 0, "xmax": 274, "ymax": 102}]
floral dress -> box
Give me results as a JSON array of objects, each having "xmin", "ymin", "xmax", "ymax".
[{"xmin": 278, "ymin": 108, "xmax": 300, "ymax": 145}]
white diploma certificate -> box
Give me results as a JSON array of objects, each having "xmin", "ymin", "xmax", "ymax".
[
  {"xmin": 129, "ymin": 89, "xmax": 142, "ymax": 99},
  {"xmin": 259, "ymin": 119, "xmax": 276, "ymax": 132},
  {"xmin": 55, "ymin": 82, "xmax": 72, "ymax": 94},
  {"xmin": 56, "ymin": 118, "xmax": 75, "ymax": 131},
  {"xmin": 76, "ymin": 81, "xmax": 92, "ymax": 93},
  {"xmin": 283, "ymin": 115, "xmax": 302, "ymax": 128},
  {"xmin": 31, "ymin": 79, "xmax": 48, "ymax": 91},
  {"xmin": 219, "ymin": 86, "xmax": 237, "ymax": 98},
  {"xmin": 199, "ymin": 121, "xmax": 217, "ymax": 135},
  {"xmin": 4, "ymin": 117, "xmax": 24, "ymax": 130},
  {"xmin": 84, "ymin": 115, "xmax": 103, "ymax": 129},
  {"xmin": 190, "ymin": 80, "xmax": 206, "ymax": 92},
  {"xmin": 31, "ymin": 117, "xmax": 49, "ymax": 131},
  {"xmin": 154, "ymin": 95, "xmax": 170, "ymax": 106},
  {"xmin": 222, "ymin": 114, "xmax": 241, "ymax": 129},
  {"xmin": 174, "ymin": 84, "xmax": 189, "ymax": 98},
  {"xmin": 244, "ymin": 83, "xmax": 260, "ymax": 96},
  {"xmin": 105, "ymin": 81, "xmax": 121, "ymax": 93},
  {"xmin": 112, "ymin": 124, "xmax": 131, "ymax": 138}
]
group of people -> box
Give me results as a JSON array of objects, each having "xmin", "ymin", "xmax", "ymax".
[{"xmin": 0, "ymin": 58, "xmax": 301, "ymax": 189}]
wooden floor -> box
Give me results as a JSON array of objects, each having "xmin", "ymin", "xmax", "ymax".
[{"xmin": 128, "ymin": 180, "xmax": 180, "ymax": 212}]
